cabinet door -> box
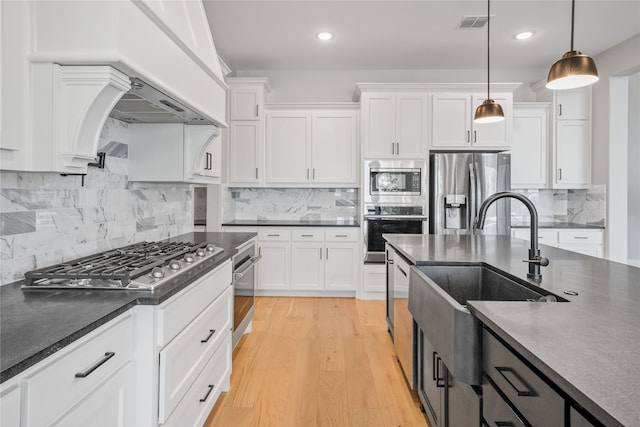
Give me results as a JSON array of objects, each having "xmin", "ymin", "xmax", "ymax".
[
  {"xmin": 291, "ymin": 242, "xmax": 324, "ymax": 290},
  {"xmin": 556, "ymin": 88, "xmax": 590, "ymax": 120},
  {"xmin": 257, "ymin": 242, "xmax": 290, "ymax": 290},
  {"xmin": 54, "ymin": 363, "xmax": 135, "ymax": 427},
  {"xmin": 431, "ymin": 93, "xmax": 471, "ymax": 148},
  {"xmin": 363, "ymin": 94, "xmax": 396, "ymax": 158},
  {"xmin": 555, "ymin": 120, "xmax": 590, "ymax": 187},
  {"xmin": 448, "ymin": 374, "xmax": 481, "ymax": 427},
  {"xmin": 472, "ymin": 93, "xmax": 512, "ymax": 149},
  {"xmin": 511, "ymin": 105, "xmax": 549, "ymax": 188},
  {"xmin": 184, "ymin": 125, "xmax": 221, "ymax": 183},
  {"xmin": 418, "ymin": 330, "xmax": 444, "ymax": 426},
  {"xmin": 395, "ymin": 94, "xmax": 428, "ymax": 158},
  {"xmin": 229, "ymin": 122, "xmax": 261, "ymax": 185},
  {"xmin": 230, "ymin": 86, "xmax": 262, "ymax": 120},
  {"xmin": 265, "ymin": 112, "xmax": 310, "ymax": 184},
  {"xmin": 0, "ymin": 385, "xmax": 20, "ymax": 427},
  {"xmin": 311, "ymin": 111, "xmax": 358, "ymax": 185},
  {"xmin": 325, "ymin": 243, "xmax": 358, "ymax": 291}
]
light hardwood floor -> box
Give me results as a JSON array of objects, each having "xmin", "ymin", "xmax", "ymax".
[{"xmin": 205, "ymin": 297, "xmax": 429, "ymax": 427}]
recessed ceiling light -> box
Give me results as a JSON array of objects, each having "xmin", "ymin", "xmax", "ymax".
[
  {"xmin": 515, "ymin": 31, "xmax": 535, "ymax": 40},
  {"xmin": 316, "ymin": 32, "xmax": 334, "ymax": 41}
]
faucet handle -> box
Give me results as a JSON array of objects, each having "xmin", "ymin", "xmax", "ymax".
[{"xmin": 523, "ymin": 256, "xmax": 550, "ymax": 267}]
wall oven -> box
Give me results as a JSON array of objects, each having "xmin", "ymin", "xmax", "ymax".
[
  {"xmin": 364, "ymin": 160, "xmax": 427, "ymax": 204},
  {"xmin": 232, "ymin": 239, "xmax": 261, "ymax": 348},
  {"xmin": 363, "ymin": 205, "xmax": 428, "ymax": 263}
]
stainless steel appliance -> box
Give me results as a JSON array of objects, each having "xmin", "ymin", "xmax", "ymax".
[
  {"xmin": 22, "ymin": 241, "xmax": 223, "ymax": 290},
  {"xmin": 231, "ymin": 239, "xmax": 261, "ymax": 348},
  {"xmin": 364, "ymin": 160, "xmax": 427, "ymax": 204},
  {"xmin": 363, "ymin": 205, "xmax": 427, "ymax": 264},
  {"xmin": 430, "ymin": 152, "xmax": 511, "ymax": 235}
]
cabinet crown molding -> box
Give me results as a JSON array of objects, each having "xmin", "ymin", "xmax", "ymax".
[
  {"xmin": 353, "ymin": 82, "xmax": 522, "ymax": 102},
  {"xmin": 265, "ymin": 102, "xmax": 359, "ymax": 110},
  {"xmin": 225, "ymin": 77, "xmax": 272, "ymax": 92}
]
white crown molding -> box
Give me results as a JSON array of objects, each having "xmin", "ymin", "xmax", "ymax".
[
  {"xmin": 353, "ymin": 82, "xmax": 523, "ymax": 102},
  {"xmin": 225, "ymin": 77, "xmax": 272, "ymax": 92},
  {"xmin": 265, "ymin": 102, "xmax": 360, "ymax": 110}
]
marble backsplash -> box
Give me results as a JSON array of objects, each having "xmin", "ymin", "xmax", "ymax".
[
  {"xmin": 511, "ymin": 186, "xmax": 606, "ymax": 226},
  {"xmin": 223, "ymin": 188, "xmax": 359, "ymax": 222},
  {"xmin": 0, "ymin": 118, "xmax": 194, "ymax": 285}
]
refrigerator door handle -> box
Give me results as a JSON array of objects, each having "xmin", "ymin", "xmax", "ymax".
[{"xmin": 469, "ymin": 161, "xmax": 477, "ymax": 231}]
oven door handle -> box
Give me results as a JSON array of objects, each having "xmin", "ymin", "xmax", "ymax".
[
  {"xmin": 233, "ymin": 254, "xmax": 262, "ymax": 280},
  {"xmin": 364, "ymin": 215, "xmax": 428, "ymax": 220}
]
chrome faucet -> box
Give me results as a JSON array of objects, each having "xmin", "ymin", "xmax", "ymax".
[{"xmin": 475, "ymin": 191, "xmax": 549, "ymax": 281}]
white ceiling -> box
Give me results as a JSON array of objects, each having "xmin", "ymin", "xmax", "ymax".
[{"xmin": 203, "ymin": 0, "xmax": 640, "ymax": 72}]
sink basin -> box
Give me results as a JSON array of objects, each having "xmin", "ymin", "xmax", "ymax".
[{"xmin": 408, "ymin": 264, "xmax": 565, "ymax": 385}]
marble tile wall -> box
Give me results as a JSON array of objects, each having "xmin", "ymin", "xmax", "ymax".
[
  {"xmin": 222, "ymin": 188, "xmax": 359, "ymax": 222},
  {"xmin": 194, "ymin": 187, "xmax": 207, "ymax": 223},
  {"xmin": 0, "ymin": 118, "xmax": 194, "ymax": 285},
  {"xmin": 511, "ymin": 186, "xmax": 606, "ymax": 226}
]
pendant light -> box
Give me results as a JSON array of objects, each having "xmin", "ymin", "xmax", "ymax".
[
  {"xmin": 546, "ymin": 0, "xmax": 598, "ymax": 90},
  {"xmin": 474, "ymin": 0, "xmax": 504, "ymax": 124}
]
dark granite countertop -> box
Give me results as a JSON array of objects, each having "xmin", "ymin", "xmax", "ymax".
[
  {"xmin": 223, "ymin": 219, "xmax": 360, "ymax": 227},
  {"xmin": 0, "ymin": 231, "xmax": 256, "ymax": 383},
  {"xmin": 383, "ymin": 234, "xmax": 640, "ymax": 427},
  {"xmin": 511, "ymin": 221, "xmax": 605, "ymax": 229}
]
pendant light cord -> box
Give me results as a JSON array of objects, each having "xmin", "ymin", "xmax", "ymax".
[
  {"xmin": 487, "ymin": 0, "xmax": 491, "ymax": 99},
  {"xmin": 570, "ymin": 0, "xmax": 575, "ymax": 51}
]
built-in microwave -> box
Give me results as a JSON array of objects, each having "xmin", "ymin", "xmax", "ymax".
[{"xmin": 364, "ymin": 160, "xmax": 427, "ymax": 204}]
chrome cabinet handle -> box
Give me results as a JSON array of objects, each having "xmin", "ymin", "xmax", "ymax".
[
  {"xmin": 313, "ymin": 168, "xmax": 315, "ymax": 180},
  {"xmin": 255, "ymin": 167, "xmax": 258, "ymax": 179},
  {"xmin": 398, "ymin": 266, "xmax": 407, "ymax": 277},
  {"xmin": 267, "ymin": 234, "xmax": 280, "ymax": 237},
  {"xmin": 558, "ymin": 104, "xmax": 562, "ymax": 116},
  {"xmin": 558, "ymin": 168, "xmax": 562, "ymax": 181},
  {"xmin": 301, "ymin": 234, "xmax": 314, "ymax": 237},
  {"xmin": 335, "ymin": 234, "xmax": 347, "ymax": 238},
  {"xmin": 573, "ymin": 236, "xmax": 589, "ymax": 240},
  {"xmin": 326, "ymin": 247, "xmax": 329, "ymax": 259},
  {"xmin": 391, "ymin": 143, "xmax": 395, "ymax": 155},
  {"xmin": 467, "ymin": 130, "xmax": 470, "ymax": 142},
  {"xmin": 495, "ymin": 366, "xmax": 536, "ymax": 397},
  {"xmin": 75, "ymin": 352, "xmax": 115, "ymax": 378},
  {"xmin": 200, "ymin": 384, "xmax": 215, "ymax": 402},
  {"xmin": 307, "ymin": 168, "xmax": 310, "ymax": 179},
  {"xmin": 201, "ymin": 329, "xmax": 216, "ymax": 343},
  {"xmin": 474, "ymin": 130, "xmax": 477, "ymax": 143},
  {"xmin": 256, "ymin": 105, "xmax": 259, "ymax": 117},
  {"xmin": 396, "ymin": 143, "xmax": 400, "ymax": 155}
]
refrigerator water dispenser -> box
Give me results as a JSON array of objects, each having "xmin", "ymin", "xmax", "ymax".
[{"xmin": 444, "ymin": 194, "xmax": 467, "ymax": 229}]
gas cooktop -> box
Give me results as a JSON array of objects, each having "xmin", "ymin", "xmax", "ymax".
[{"xmin": 22, "ymin": 241, "xmax": 224, "ymax": 291}]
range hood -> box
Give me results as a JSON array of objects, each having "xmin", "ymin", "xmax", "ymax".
[{"xmin": 109, "ymin": 78, "xmax": 213, "ymax": 124}]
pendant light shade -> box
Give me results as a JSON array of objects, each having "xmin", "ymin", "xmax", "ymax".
[
  {"xmin": 474, "ymin": 99, "xmax": 505, "ymax": 123},
  {"xmin": 474, "ymin": 0, "xmax": 504, "ymax": 123},
  {"xmin": 546, "ymin": 0, "xmax": 598, "ymax": 90}
]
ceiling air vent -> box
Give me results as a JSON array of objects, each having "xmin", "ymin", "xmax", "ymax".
[{"xmin": 459, "ymin": 15, "xmax": 489, "ymax": 28}]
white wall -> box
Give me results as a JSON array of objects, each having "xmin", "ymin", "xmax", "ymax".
[
  {"xmin": 628, "ymin": 72, "xmax": 640, "ymax": 266},
  {"xmin": 233, "ymin": 68, "xmax": 547, "ymax": 103}
]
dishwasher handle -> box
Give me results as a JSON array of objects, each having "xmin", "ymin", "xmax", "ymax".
[{"xmin": 233, "ymin": 254, "xmax": 262, "ymax": 280}]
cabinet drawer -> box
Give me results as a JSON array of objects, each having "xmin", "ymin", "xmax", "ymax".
[
  {"xmin": 483, "ymin": 330, "xmax": 564, "ymax": 427},
  {"xmin": 158, "ymin": 261, "xmax": 232, "ymax": 346},
  {"xmin": 558, "ymin": 230, "xmax": 602, "ymax": 245},
  {"xmin": 258, "ymin": 229, "xmax": 291, "ymax": 241},
  {"xmin": 23, "ymin": 313, "xmax": 134, "ymax": 427},
  {"xmin": 512, "ymin": 229, "xmax": 558, "ymax": 245},
  {"xmin": 394, "ymin": 252, "xmax": 411, "ymax": 290},
  {"xmin": 324, "ymin": 228, "xmax": 359, "ymax": 242},
  {"xmin": 159, "ymin": 285, "xmax": 233, "ymax": 422},
  {"xmin": 483, "ymin": 379, "xmax": 526, "ymax": 427},
  {"xmin": 1, "ymin": 384, "xmax": 20, "ymax": 427},
  {"xmin": 291, "ymin": 229, "xmax": 324, "ymax": 241},
  {"xmin": 163, "ymin": 333, "xmax": 232, "ymax": 427}
]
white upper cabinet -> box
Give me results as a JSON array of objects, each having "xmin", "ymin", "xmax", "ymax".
[
  {"xmin": 510, "ymin": 103, "xmax": 550, "ymax": 189},
  {"xmin": 226, "ymin": 78, "xmax": 270, "ymax": 186},
  {"xmin": 362, "ymin": 93, "xmax": 428, "ymax": 159},
  {"xmin": 128, "ymin": 124, "xmax": 221, "ymax": 184},
  {"xmin": 431, "ymin": 92, "xmax": 512, "ymax": 150},
  {"xmin": 264, "ymin": 108, "xmax": 358, "ymax": 187},
  {"xmin": 555, "ymin": 88, "xmax": 590, "ymax": 120}
]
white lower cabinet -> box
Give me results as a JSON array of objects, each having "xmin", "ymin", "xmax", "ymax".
[
  {"xmin": 0, "ymin": 384, "xmax": 20, "ymax": 427},
  {"xmin": 291, "ymin": 242, "xmax": 325, "ymax": 290},
  {"xmin": 512, "ymin": 228, "xmax": 603, "ymax": 258},
  {"xmin": 22, "ymin": 313, "xmax": 136, "ymax": 427}
]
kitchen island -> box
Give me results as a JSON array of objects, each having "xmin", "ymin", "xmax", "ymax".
[{"xmin": 384, "ymin": 234, "xmax": 640, "ymax": 427}]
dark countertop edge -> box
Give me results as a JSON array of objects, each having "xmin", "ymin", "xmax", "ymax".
[
  {"xmin": 511, "ymin": 223, "xmax": 605, "ymax": 229},
  {"xmin": 0, "ymin": 231, "xmax": 256, "ymax": 384},
  {"xmin": 222, "ymin": 220, "xmax": 360, "ymax": 227},
  {"xmin": 467, "ymin": 304, "xmax": 624, "ymax": 427}
]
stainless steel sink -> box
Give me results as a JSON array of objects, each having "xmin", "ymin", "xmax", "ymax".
[{"xmin": 408, "ymin": 264, "xmax": 565, "ymax": 385}]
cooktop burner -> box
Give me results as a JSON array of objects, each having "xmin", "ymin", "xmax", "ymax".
[{"xmin": 22, "ymin": 241, "xmax": 224, "ymax": 291}]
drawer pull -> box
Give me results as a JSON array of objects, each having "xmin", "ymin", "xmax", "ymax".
[
  {"xmin": 495, "ymin": 366, "xmax": 536, "ymax": 397},
  {"xmin": 267, "ymin": 234, "xmax": 280, "ymax": 237},
  {"xmin": 335, "ymin": 234, "xmax": 348, "ymax": 237},
  {"xmin": 494, "ymin": 422, "xmax": 515, "ymax": 427},
  {"xmin": 573, "ymin": 236, "xmax": 589, "ymax": 240},
  {"xmin": 398, "ymin": 266, "xmax": 408, "ymax": 277},
  {"xmin": 301, "ymin": 234, "xmax": 314, "ymax": 237},
  {"xmin": 199, "ymin": 384, "xmax": 215, "ymax": 402},
  {"xmin": 75, "ymin": 352, "xmax": 115, "ymax": 378},
  {"xmin": 201, "ymin": 329, "xmax": 216, "ymax": 343}
]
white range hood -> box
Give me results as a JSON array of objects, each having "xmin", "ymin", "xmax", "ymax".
[{"xmin": 0, "ymin": 0, "xmax": 228, "ymax": 174}]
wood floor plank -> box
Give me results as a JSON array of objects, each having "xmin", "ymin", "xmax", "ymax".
[{"xmin": 204, "ymin": 297, "xmax": 429, "ymax": 427}]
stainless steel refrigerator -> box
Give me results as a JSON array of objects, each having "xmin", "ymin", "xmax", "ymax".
[{"xmin": 430, "ymin": 152, "xmax": 511, "ymax": 235}]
